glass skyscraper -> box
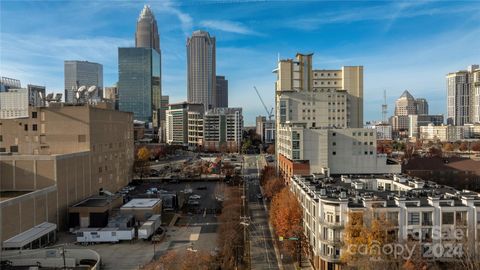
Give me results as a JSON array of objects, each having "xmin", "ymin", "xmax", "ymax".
[
  {"xmin": 118, "ymin": 5, "xmax": 161, "ymax": 126},
  {"xmin": 64, "ymin": 60, "xmax": 103, "ymax": 102}
]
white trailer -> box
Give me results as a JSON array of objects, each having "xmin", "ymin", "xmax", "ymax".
[
  {"xmin": 138, "ymin": 215, "xmax": 161, "ymax": 240},
  {"xmin": 76, "ymin": 228, "xmax": 134, "ymax": 243}
]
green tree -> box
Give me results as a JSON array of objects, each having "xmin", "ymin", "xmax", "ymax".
[{"xmin": 241, "ymin": 139, "xmax": 252, "ymax": 154}]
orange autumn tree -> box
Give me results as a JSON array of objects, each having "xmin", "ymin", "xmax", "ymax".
[
  {"xmin": 270, "ymin": 187, "xmax": 302, "ymax": 253},
  {"xmin": 263, "ymin": 176, "xmax": 284, "ymax": 200},
  {"xmin": 342, "ymin": 210, "xmax": 399, "ymax": 270},
  {"xmin": 134, "ymin": 146, "xmax": 151, "ymax": 178}
]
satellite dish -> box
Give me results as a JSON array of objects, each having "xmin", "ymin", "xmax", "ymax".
[
  {"xmin": 55, "ymin": 93, "xmax": 62, "ymax": 102},
  {"xmin": 46, "ymin": 93, "xmax": 54, "ymax": 100},
  {"xmin": 38, "ymin": 91, "xmax": 44, "ymax": 99},
  {"xmin": 76, "ymin": 91, "xmax": 81, "ymax": 99},
  {"xmin": 87, "ymin": 85, "xmax": 97, "ymax": 93},
  {"xmin": 77, "ymin": 86, "xmax": 87, "ymax": 93}
]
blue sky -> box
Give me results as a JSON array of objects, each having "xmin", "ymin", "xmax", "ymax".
[{"xmin": 1, "ymin": 0, "xmax": 479, "ymax": 125}]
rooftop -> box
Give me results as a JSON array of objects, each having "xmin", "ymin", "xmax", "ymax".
[
  {"xmin": 291, "ymin": 173, "xmax": 480, "ymax": 208},
  {"xmin": 3, "ymin": 222, "xmax": 56, "ymax": 249},
  {"xmin": 72, "ymin": 195, "xmax": 121, "ymax": 208},
  {"xmin": 121, "ymin": 198, "xmax": 161, "ymax": 209}
]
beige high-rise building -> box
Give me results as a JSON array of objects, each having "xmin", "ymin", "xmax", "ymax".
[
  {"xmin": 446, "ymin": 65, "xmax": 480, "ymax": 125},
  {"xmin": 274, "ymin": 54, "xmax": 400, "ymax": 180},
  {"xmin": 275, "ymin": 53, "xmax": 363, "ymax": 128},
  {"xmin": 0, "ymin": 103, "xmax": 134, "ymax": 248},
  {"xmin": 187, "ymin": 30, "xmax": 216, "ymax": 111}
]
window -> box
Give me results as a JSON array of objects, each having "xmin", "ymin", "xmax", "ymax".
[
  {"xmin": 422, "ymin": 212, "xmax": 432, "ymax": 226},
  {"xmin": 0, "ymin": 135, "xmax": 2, "ymax": 142},
  {"xmin": 332, "ymin": 142, "xmax": 336, "ymax": 146},
  {"xmin": 24, "ymin": 124, "xmax": 28, "ymax": 131},
  {"xmin": 32, "ymin": 124, "xmax": 37, "ymax": 131},
  {"xmin": 332, "ymin": 151, "xmax": 336, "ymax": 155},
  {"xmin": 456, "ymin": 211, "xmax": 467, "ymax": 226},
  {"xmin": 442, "ymin": 212, "xmax": 454, "ymax": 225},
  {"xmin": 10, "ymin": 145, "xmax": 18, "ymax": 153},
  {"xmin": 408, "ymin": 212, "xmax": 420, "ymax": 225},
  {"xmin": 32, "ymin": 111, "xmax": 37, "ymax": 118},
  {"xmin": 332, "ymin": 132, "xmax": 336, "ymax": 136}
]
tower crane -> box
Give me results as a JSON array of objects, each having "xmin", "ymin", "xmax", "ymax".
[{"xmin": 253, "ymin": 86, "xmax": 274, "ymax": 120}]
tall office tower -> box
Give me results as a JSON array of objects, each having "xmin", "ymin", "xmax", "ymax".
[
  {"xmin": 215, "ymin": 75, "xmax": 228, "ymax": 108},
  {"xmin": 415, "ymin": 98, "xmax": 428, "ymax": 115},
  {"xmin": 187, "ymin": 30, "xmax": 216, "ymax": 111},
  {"xmin": 64, "ymin": 60, "xmax": 103, "ymax": 102},
  {"xmin": 447, "ymin": 65, "xmax": 479, "ymax": 125},
  {"xmin": 135, "ymin": 5, "xmax": 160, "ymax": 53},
  {"xmin": 160, "ymin": 95, "xmax": 169, "ymax": 123},
  {"xmin": 159, "ymin": 95, "xmax": 169, "ymax": 142},
  {"xmin": 390, "ymin": 90, "xmax": 417, "ymax": 132},
  {"xmin": 118, "ymin": 5, "xmax": 161, "ymax": 126},
  {"xmin": 473, "ymin": 69, "xmax": 480, "ymax": 123}
]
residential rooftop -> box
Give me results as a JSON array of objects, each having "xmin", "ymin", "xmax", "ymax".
[{"xmin": 291, "ymin": 173, "xmax": 480, "ymax": 208}]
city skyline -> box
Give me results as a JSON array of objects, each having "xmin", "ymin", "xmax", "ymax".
[{"xmin": 1, "ymin": 1, "xmax": 480, "ymax": 125}]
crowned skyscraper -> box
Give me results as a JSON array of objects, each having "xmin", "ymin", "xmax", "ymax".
[
  {"xmin": 135, "ymin": 5, "xmax": 160, "ymax": 53},
  {"xmin": 118, "ymin": 5, "xmax": 162, "ymax": 126}
]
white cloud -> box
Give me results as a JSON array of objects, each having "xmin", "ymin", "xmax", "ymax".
[
  {"xmin": 0, "ymin": 33, "xmax": 131, "ymax": 90},
  {"xmin": 291, "ymin": 2, "xmax": 480, "ymax": 31},
  {"xmin": 200, "ymin": 20, "xmax": 259, "ymax": 35}
]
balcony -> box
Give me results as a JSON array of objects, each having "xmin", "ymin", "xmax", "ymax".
[
  {"xmin": 321, "ymin": 221, "xmax": 344, "ymax": 229},
  {"xmin": 318, "ymin": 253, "xmax": 341, "ymax": 263},
  {"xmin": 320, "ymin": 236, "xmax": 342, "ymax": 246}
]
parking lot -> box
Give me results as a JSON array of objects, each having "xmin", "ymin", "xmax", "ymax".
[{"xmin": 126, "ymin": 180, "xmax": 223, "ymax": 257}]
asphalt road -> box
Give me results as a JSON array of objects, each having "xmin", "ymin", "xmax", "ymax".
[{"xmin": 243, "ymin": 155, "xmax": 280, "ymax": 270}]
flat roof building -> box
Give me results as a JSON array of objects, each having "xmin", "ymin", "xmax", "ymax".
[
  {"xmin": 0, "ymin": 103, "xmax": 134, "ymax": 248},
  {"xmin": 120, "ymin": 198, "xmax": 162, "ymax": 222}
]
